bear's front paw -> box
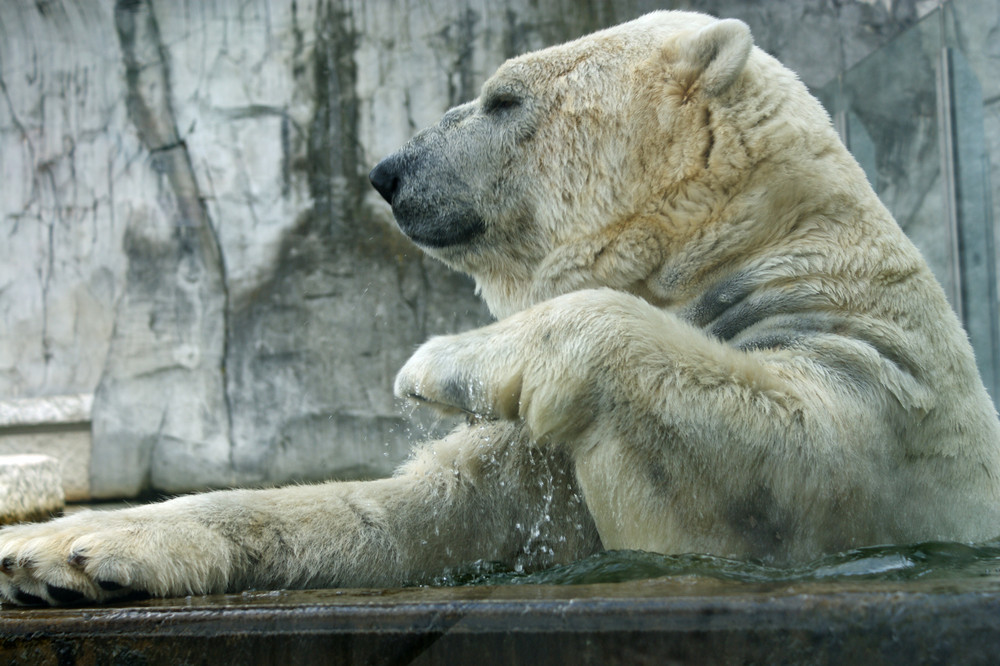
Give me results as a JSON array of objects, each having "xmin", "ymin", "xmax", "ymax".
[
  {"xmin": 0, "ymin": 508, "xmax": 232, "ymax": 606},
  {"xmin": 395, "ymin": 309, "xmax": 598, "ymax": 439},
  {"xmin": 394, "ymin": 331, "xmax": 525, "ymax": 420}
]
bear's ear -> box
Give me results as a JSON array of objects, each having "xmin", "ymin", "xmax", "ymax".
[{"xmin": 683, "ymin": 19, "xmax": 752, "ymax": 97}]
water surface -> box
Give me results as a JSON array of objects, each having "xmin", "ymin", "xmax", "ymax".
[{"xmin": 432, "ymin": 540, "xmax": 1000, "ymax": 587}]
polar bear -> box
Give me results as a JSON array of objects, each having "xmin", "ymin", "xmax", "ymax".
[{"xmin": 2, "ymin": 10, "xmax": 999, "ymax": 606}]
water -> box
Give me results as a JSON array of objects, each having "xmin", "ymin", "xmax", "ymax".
[{"xmin": 431, "ymin": 540, "xmax": 1000, "ymax": 587}]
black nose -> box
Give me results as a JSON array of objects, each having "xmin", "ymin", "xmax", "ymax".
[{"xmin": 369, "ymin": 158, "xmax": 400, "ymax": 205}]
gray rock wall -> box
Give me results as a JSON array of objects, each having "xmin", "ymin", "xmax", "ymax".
[{"xmin": 0, "ymin": 0, "xmax": 936, "ymax": 497}]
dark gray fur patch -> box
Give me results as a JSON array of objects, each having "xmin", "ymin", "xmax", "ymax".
[
  {"xmin": 645, "ymin": 458, "xmax": 674, "ymax": 498},
  {"xmin": 686, "ymin": 271, "xmax": 756, "ymax": 328},
  {"xmin": 686, "ymin": 271, "xmax": 813, "ymax": 345},
  {"xmin": 736, "ymin": 332, "xmax": 803, "ymax": 351},
  {"xmin": 440, "ymin": 376, "xmax": 472, "ymax": 411},
  {"xmin": 642, "ymin": 425, "xmax": 684, "ymax": 498},
  {"xmin": 732, "ymin": 313, "xmax": 838, "ymax": 352},
  {"xmin": 687, "ymin": 272, "xmax": 845, "ymax": 350},
  {"xmin": 725, "ymin": 486, "xmax": 795, "ymax": 559},
  {"xmin": 735, "ymin": 311, "xmax": 920, "ymax": 381},
  {"xmin": 710, "ymin": 293, "xmax": 799, "ymax": 342}
]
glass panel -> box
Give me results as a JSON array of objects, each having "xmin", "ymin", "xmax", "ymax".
[
  {"xmin": 945, "ymin": 48, "xmax": 999, "ymax": 399},
  {"xmin": 941, "ymin": 0, "xmax": 1000, "ymax": 245},
  {"xmin": 832, "ymin": 14, "xmax": 955, "ymax": 307},
  {"xmin": 815, "ymin": 2, "xmax": 1000, "ymax": 405},
  {"xmin": 845, "ymin": 111, "xmax": 878, "ymax": 189},
  {"xmin": 943, "ymin": 4, "xmax": 1000, "ymax": 402}
]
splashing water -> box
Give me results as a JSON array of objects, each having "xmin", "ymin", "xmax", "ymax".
[{"xmin": 430, "ymin": 540, "xmax": 1000, "ymax": 587}]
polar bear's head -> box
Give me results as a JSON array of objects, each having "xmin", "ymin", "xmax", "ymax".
[{"xmin": 370, "ymin": 11, "xmax": 841, "ymax": 317}]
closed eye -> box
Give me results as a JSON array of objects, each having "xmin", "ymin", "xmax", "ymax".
[{"xmin": 483, "ymin": 94, "xmax": 522, "ymax": 115}]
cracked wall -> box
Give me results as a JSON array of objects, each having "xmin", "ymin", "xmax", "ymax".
[{"xmin": 0, "ymin": 0, "xmax": 939, "ymax": 496}]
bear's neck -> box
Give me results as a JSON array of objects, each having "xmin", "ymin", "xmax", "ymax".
[{"xmin": 475, "ymin": 274, "xmax": 538, "ymax": 320}]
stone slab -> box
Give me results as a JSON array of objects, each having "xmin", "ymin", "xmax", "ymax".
[
  {"xmin": 2, "ymin": 577, "xmax": 1000, "ymax": 664},
  {"xmin": 0, "ymin": 395, "xmax": 93, "ymax": 429},
  {"xmin": 0, "ymin": 431, "xmax": 91, "ymax": 502},
  {"xmin": 0, "ymin": 396, "xmax": 92, "ymax": 501}
]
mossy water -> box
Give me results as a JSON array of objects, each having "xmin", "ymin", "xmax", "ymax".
[{"xmin": 430, "ymin": 540, "xmax": 1000, "ymax": 587}]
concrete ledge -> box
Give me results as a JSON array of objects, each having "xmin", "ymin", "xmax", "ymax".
[
  {"xmin": 0, "ymin": 394, "xmax": 93, "ymax": 428},
  {"xmin": 2, "ymin": 578, "xmax": 1000, "ymax": 664},
  {"xmin": 0, "ymin": 395, "xmax": 92, "ymax": 501}
]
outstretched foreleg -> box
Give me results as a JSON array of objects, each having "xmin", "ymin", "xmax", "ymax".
[{"xmin": 0, "ymin": 422, "xmax": 599, "ymax": 605}]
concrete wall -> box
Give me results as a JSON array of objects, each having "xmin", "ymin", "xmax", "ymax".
[{"xmin": 0, "ymin": 0, "xmax": 940, "ymax": 497}]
